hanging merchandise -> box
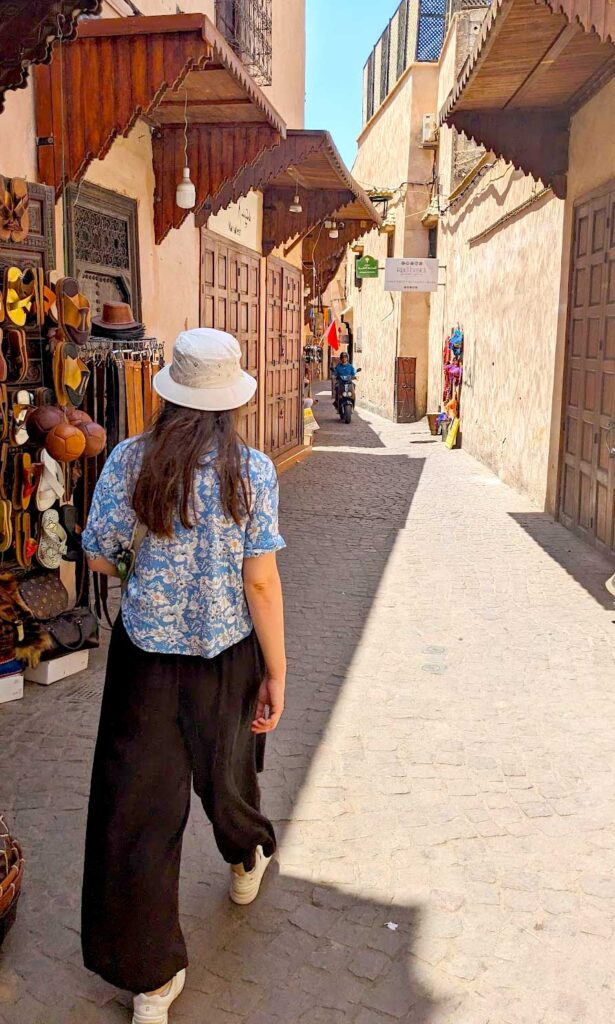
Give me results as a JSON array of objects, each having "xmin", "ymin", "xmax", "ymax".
[
  {"xmin": 323, "ymin": 319, "xmax": 340, "ymax": 351},
  {"xmin": 441, "ymin": 326, "xmax": 464, "ymax": 449}
]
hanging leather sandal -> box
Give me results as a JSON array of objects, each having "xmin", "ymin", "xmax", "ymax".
[{"xmin": 6, "ymin": 328, "xmax": 28, "ymax": 384}]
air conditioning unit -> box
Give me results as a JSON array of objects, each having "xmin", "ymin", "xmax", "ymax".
[{"xmin": 421, "ymin": 113, "xmax": 438, "ymax": 148}]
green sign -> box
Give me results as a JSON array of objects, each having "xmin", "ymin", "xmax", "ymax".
[{"xmin": 355, "ymin": 255, "xmax": 379, "ymax": 279}]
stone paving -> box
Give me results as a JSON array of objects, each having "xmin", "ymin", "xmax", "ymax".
[{"xmin": 1, "ymin": 390, "xmax": 615, "ymax": 1023}]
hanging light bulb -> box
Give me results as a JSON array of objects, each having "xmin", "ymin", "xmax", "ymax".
[
  {"xmin": 289, "ymin": 193, "xmax": 302, "ymax": 214},
  {"xmin": 176, "ymin": 91, "xmax": 196, "ymax": 210},
  {"xmin": 176, "ymin": 167, "xmax": 196, "ymax": 209},
  {"xmin": 329, "ymin": 221, "xmax": 339, "ymax": 239}
]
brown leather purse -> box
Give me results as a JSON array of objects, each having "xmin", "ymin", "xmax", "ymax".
[{"xmin": 18, "ymin": 572, "xmax": 69, "ymax": 621}]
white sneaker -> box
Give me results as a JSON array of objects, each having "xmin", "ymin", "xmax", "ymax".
[
  {"xmin": 132, "ymin": 969, "xmax": 186, "ymax": 1024},
  {"xmin": 606, "ymin": 573, "xmax": 615, "ymax": 598},
  {"xmin": 229, "ymin": 845, "xmax": 272, "ymax": 905}
]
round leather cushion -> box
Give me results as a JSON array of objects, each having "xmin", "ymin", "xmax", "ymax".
[
  {"xmin": 79, "ymin": 421, "xmax": 107, "ymax": 458},
  {"xmin": 45, "ymin": 422, "xmax": 86, "ymax": 463},
  {"xmin": 26, "ymin": 405, "xmax": 64, "ymax": 444},
  {"xmin": 66, "ymin": 408, "xmax": 92, "ymax": 426}
]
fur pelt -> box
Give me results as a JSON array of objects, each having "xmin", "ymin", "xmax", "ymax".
[{"xmin": 0, "ymin": 573, "xmax": 54, "ymax": 668}]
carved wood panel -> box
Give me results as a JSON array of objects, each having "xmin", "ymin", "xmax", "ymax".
[{"xmin": 65, "ymin": 182, "xmax": 141, "ymax": 321}]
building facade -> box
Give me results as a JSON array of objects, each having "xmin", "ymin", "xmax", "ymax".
[
  {"xmin": 430, "ymin": 4, "xmax": 615, "ymax": 556},
  {"xmin": 339, "ymin": 0, "xmax": 469, "ymax": 423}
]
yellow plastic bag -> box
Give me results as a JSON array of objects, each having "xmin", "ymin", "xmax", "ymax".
[{"xmin": 444, "ymin": 417, "xmax": 460, "ymax": 450}]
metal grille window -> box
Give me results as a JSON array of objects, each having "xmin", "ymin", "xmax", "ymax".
[
  {"xmin": 215, "ymin": 0, "xmax": 272, "ymax": 86},
  {"xmin": 396, "ymin": 0, "xmax": 409, "ymax": 79},
  {"xmin": 380, "ymin": 24, "xmax": 390, "ymax": 103},
  {"xmin": 365, "ymin": 51, "xmax": 375, "ymax": 122},
  {"xmin": 416, "ymin": 0, "xmax": 447, "ymax": 61}
]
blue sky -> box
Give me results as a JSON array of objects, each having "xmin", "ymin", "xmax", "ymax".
[{"xmin": 305, "ymin": 0, "xmax": 398, "ymax": 172}]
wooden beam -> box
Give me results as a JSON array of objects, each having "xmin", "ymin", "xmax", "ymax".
[{"xmin": 505, "ymin": 23, "xmax": 581, "ymax": 107}]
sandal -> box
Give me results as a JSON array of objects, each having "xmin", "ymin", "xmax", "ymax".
[
  {"xmin": 0, "ymin": 385, "xmax": 7, "ymax": 441},
  {"xmin": 5, "ymin": 268, "xmax": 33, "ymax": 327},
  {"xmin": 11, "ymin": 390, "xmax": 33, "ymax": 446},
  {"xmin": 0, "ymin": 444, "xmax": 12, "ymax": 553},
  {"xmin": 57, "ymin": 277, "xmax": 91, "ymax": 346},
  {"xmin": 0, "ymin": 176, "xmax": 10, "ymax": 243},
  {"xmin": 37, "ymin": 508, "xmax": 67, "ymax": 570},
  {"xmin": 53, "ymin": 340, "xmax": 68, "ymax": 406},
  {"xmin": 6, "ymin": 328, "xmax": 28, "ymax": 383},
  {"xmin": 14, "ymin": 511, "xmax": 37, "ymax": 569},
  {"xmin": 65, "ymin": 355, "xmax": 90, "ymax": 408},
  {"xmin": 20, "ymin": 266, "xmax": 44, "ymax": 327},
  {"xmin": 12, "ymin": 452, "xmax": 41, "ymax": 512},
  {"xmin": 0, "ymin": 330, "xmax": 7, "ymax": 382},
  {"xmin": 36, "ymin": 449, "xmax": 65, "ymax": 512},
  {"xmin": 9, "ymin": 178, "xmax": 29, "ymax": 243}
]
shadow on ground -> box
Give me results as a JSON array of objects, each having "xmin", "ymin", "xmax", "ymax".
[
  {"xmin": 510, "ymin": 511, "xmax": 615, "ymax": 610},
  {"xmin": 0, "ymin": 393, "xmax": 440, "ymax": 1023}
]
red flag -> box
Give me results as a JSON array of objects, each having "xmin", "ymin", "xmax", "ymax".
[{"xmin": 324, "ymin": 320, "xmax": 340, "ymax": 351}]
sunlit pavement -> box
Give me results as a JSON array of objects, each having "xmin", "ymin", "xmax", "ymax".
[{"xmin": 1, "ymin": 389, "xmax": 615, "ymax": 1023}]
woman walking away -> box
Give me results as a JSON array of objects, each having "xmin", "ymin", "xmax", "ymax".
[{"xmin": 81, "ymin": 329, "xmax": 286, "ymax": 1024}]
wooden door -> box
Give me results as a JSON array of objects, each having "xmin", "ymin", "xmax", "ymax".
[
  {"xmin": 560, "ymin": 183, "xmax": 615, "ymax": 556},
  {"xmin": 395, "ymin": 356, "xmax": 416, "ymax": 423},
  {"xmin": 265, "ymin": 257, "xmax": 303, "ymax": 458},
  {"xmin": 200, "ymin": 229, "xmax": 260, "ymax": 448}
]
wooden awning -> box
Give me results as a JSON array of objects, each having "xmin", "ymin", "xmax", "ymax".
[
  {"xmin": 34, "ymin": 14, "xmax": 285, "ymax": 242},
  {"xmin": 197, "ymin": 130, "xmax": 381, "ymax": 255},
  {"xmin": 442, "ymin": 0, "xmax": 615, "ymax": 198},
  {"xmin": 0, "ymin": 0, "xmax": 101, "ymax": 114}
]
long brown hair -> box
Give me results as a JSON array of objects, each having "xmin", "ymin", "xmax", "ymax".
[{"xmin": 132, "ymin": 403, "xmax": 252, "ymax": 537}]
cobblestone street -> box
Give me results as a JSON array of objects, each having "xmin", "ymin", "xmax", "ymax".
[{"xmin": 1, "ymin": 391, "xmax": 615, "ymax": 1024}]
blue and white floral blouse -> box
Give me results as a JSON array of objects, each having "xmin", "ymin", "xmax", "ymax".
[{"xmin": 82, "ymin": 438, "xmax": 285, "ymax": 658}]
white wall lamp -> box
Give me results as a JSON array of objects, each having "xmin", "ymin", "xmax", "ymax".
[
  {"xmin": 329, "ymin": 221, "xmax": 339, "ymax": 239},
  {"xmin": 176, "ymin": 91, "xmax": 196, "ymax": 210}
]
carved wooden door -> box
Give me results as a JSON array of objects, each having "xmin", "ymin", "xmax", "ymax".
[
  {"xmin": 560, "ymin": 183, "xmax": 615, "ymax": 556},
  {"xmin": 265, "ymin": 257, "xmax": 302, "ymax": 458},
  {"xmin": 200, "ymin": 229, "xmax": 260, "ymax": 448}
]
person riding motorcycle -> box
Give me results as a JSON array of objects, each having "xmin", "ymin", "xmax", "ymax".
[{"xmin": 333, "ymin": 352, "xmax": 357, "ymax": 409}]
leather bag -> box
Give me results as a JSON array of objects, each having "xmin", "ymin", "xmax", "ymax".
[
  {"xmin": 47, "ymin": 607, "xmax": 98, "ymax": 652},
  {"xmin": 19, "ymin": 572, "xmax": 69, "ymax": 621}
]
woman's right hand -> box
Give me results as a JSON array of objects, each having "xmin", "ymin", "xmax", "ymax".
[{"xmin": 252, "ymin": 673, "xmax": 285, "ymax": 734}]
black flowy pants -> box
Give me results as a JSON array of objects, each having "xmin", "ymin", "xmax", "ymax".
[{"xmin": 81, "ymin": 615, "xmax": 276, "ymax": 994}]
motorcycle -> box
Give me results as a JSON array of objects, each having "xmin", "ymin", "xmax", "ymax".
[{"xmin": 335, "ymin": 368, "xmax": 361, "ymax": 424}]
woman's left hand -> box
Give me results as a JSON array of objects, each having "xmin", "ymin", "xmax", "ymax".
[{"xmin": 252, "ymin": 674, "xmax": 285, "ymax": 734}]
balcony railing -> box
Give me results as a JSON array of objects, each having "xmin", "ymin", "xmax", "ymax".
[{"xmin": 215, "ymin": 0, "xmax": 272, "ymax": 86}]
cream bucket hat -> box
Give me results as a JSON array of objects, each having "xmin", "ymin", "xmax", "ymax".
[{"xmin": 153, "ymin": 328, "xmax": 257, "ymax": 411}]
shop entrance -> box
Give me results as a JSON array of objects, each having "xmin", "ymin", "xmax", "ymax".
[
  {"xmin": 264, "ymin": 257, "xmax": 302, "ymax": 459},
  {"xmin": 395, "ymin": 356, "xmax": 417, "ymax": 423},
  {"xmin": 200, "ymin": 229, "xmax": 260, "ymax": 448},
  {"xmin": 560, "ymin": 181, "xmax": 615, "ymax": 556}
]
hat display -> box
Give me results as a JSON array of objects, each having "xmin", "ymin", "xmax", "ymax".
[
  {"xmin": 153, "ymin": 329, "xmax": 257, "ymax": 412},
  {"xmin": 92, "ymin": 301, "xmax": 143, "ymax": 333}
]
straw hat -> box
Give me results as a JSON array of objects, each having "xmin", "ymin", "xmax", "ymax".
[{"xmin": 153, "ymin": 329, "xmax": 256, "ymax": 412}]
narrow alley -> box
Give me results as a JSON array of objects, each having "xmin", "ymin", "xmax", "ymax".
[{"xmin": 1, "ymin": 393, "xmax": 615, "ymax": 1024}]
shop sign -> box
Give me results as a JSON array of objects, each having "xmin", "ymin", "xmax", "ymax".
[
  {"xmin": 384, "ymin": 258, "xmax": 438, "ymax": 292},
  {"xmin": 355, "ymin": 255, "xmax": 379, "ymax": 279}
]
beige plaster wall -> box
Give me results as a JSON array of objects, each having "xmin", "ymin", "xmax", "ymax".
[
  {"xmin": 350, "ymin": 74, "xmax": 413, "ymax": 419},
  {"xmin": 208, "ymin": 191, "xmax": 263, "ymax": 253},
  {"xmin": 349, "ymin": 64, "xmax": 437, "ymax": 420},
  {"xmin": 428, "ymin": 146, "xmax": 566, "ymax": 506},
  {"xmin": 544, "ymin": 75, "xmax": 615, "ymax": 515}
]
